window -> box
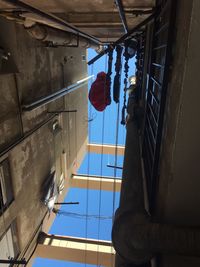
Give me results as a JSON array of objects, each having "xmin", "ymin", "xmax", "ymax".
[
  {"xmin": 0, "ymin": 223, "xmax": 19, "ymax": 267},
  {"xmin": 0, "ymin": 159, "xmax": 14, "ymax": 215}
]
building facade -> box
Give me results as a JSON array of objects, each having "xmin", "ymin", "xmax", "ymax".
[{"xmin": 1, "ymin": 0, "xmax": 200, "ymax": 267}]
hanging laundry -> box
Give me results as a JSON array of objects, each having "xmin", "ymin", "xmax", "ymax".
[
  {"xmin": 113, "ymin": 45, "xmax": 123, "ymax": 103},
  {"xmin": 89, "ymin": 71, "xmax": 111, "ymax": 112},
  {"xmin": 126, "ymin": 38, "xmax": 138, "ymax": 58},
  {"xmin": 106, "ymin": 46, "xmax": 113, "ymax": 93},
  {"xmin": 121, "ymin": 38, "xmax": 138, "ymax": 125},
  {"xmin": 121, "ymin": 40, "xmax": 130, "ymax": 125}
]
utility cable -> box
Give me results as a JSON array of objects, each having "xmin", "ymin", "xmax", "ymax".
[
  {"xmin": 97, "ymin": 51, "xmax": 108, "ymax": 267},
  {"xmin": 75, "ymin": 111, "xmax": 78, "ymax": 170},
  {"xmin": 53, "ymin": 210, "xmax": 112, "ymax": 220},
  {"xmin": 84, "ymin": 62, "xmax": 94, "ymax": 267},
  {"xmin": 112, "ymin": 103, "xmax": 120, "ymax": 217}
]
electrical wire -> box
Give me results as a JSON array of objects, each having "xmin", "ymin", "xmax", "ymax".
[
  {"xmin": 54, "ymin": 210, "xmax": 112, "ymax": 220},
  {"xmin": 65, "ymin": 88, "xmax": 71, "ymax": 169},
  {"xmin": 112, "ymin": 103, "xmax": 120, "ymax": 217},
  {"xmin": 110, "ymin": 52, "xmax": 123, "ymax": 267},
  {"xmin": 83, "ymin": 7, "xmax": 123, "ymax": 266},
  {"xmin": 19, "ymin": 211, "xmax": 48, "ymax": 267},
  {"xmin": 74, "ymin": 111, "xmax": 78, "ymax": 170},
  {"xmin": 112, "ymin": 83, "xmax": 122, "ymax": 207},
  {"xmin": 84, "ymin": 62, "xmax": 94, "ymax": 267},
  {"xmin": 97, "ymin": 51, "xmax": 108, "ymax": 267}
]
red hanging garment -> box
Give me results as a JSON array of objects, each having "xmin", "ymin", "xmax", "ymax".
[{"xmin": 89, "ymin": 72, "xmax": 111, "ymax": 111}]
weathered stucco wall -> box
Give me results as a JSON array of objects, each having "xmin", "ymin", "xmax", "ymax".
[{"xmin": 0, "ymin": 16, "xmax": 88, "ymax": 263}]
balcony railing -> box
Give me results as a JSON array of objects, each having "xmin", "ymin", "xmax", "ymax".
[{"xmin": 141, "ymin": 0, "xmax": 176, "ymax": 212}]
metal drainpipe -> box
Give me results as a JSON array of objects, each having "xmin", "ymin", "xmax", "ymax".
[
  {"xmin": 3, "ymin": 0, "xmax": 101, "ymax": 45},
  {"xmin": 115, "ymin": 0, "xmax": 128, "ymax": 33},
  {"xmin": 111, "ymin": 115, "xmax": 152, "ymax": 265},
  {"xmin": 0, "ymin": 114, "xmax": 57, "ymax": 159},
  {"xmin": 25, "ymin": 24, "xmax": 103, "ymax": 51},
  {"xmin": 22, "ymin": 75, "xmax": 94, "ymax": 112},
  {"xmin": 112, "ymin": 101, "xmax": 200, "ymax": 265}
]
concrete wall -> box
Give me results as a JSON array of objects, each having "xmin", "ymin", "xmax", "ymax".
[
  {"xmin": 0, "ymin": 16, "xmax": 88, "ymax": 263},
  {"xmin": 0, "ymin": 74, "xmax": 22, "ymax": 151},
  {"xmin": 155, "ymin": 0, "xmax": 200, "ymax": 265}
]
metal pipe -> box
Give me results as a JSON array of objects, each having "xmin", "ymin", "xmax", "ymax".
[
  {"xmin": 54, "ymin": 202, "xmax": 79, "ymax": 205},
  {"xmin": 3, "ymin": 0, "xmax": 101, "ymax": 45},
  {"xmin": 26, "ymin": 24, "xmax": 103, "ymax": 51},
  {"xmin": 18, "ymin": 210, "xmax": 49, "ymax": 267},
  {"xmin": 0, "ymin": 114, "xmax": 57, "ymax": 159},
  {"xmin": 0, "ymin": 259, "xmax": 26, "ymax": 265},
  {"xmin": 125, "ymin": 9, "xmax": 154, "ymax": 15},
  {"xmin": 47, "ymin": 110, "xmax": 77, "ymax": 114},
  {"xmin": 115, "ymin": 0, "xmax": 128, "ymax": 33},
  {"xmin": 112, "ymin": 100, "xmax": 200, "ymax": 265},
  {"xmin": 107, "ymin": 164, "xmax": 123, "ymax": 170},
  {"xmin": 88, "ymin": 12, "xmax": 157, "ymax": 65},
  {"xmin": 22, "ymin": 75, "xmax": 94, "ymax": 111}
]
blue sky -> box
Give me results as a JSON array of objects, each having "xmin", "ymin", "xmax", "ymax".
[{"xmin": 33, "ymin": 48, "xmax": 135, "ymax": 267}]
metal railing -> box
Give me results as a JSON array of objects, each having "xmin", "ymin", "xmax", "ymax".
[{"xmin": 142, "ymin": 0, "xmax": 176, "ymax": 212}]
